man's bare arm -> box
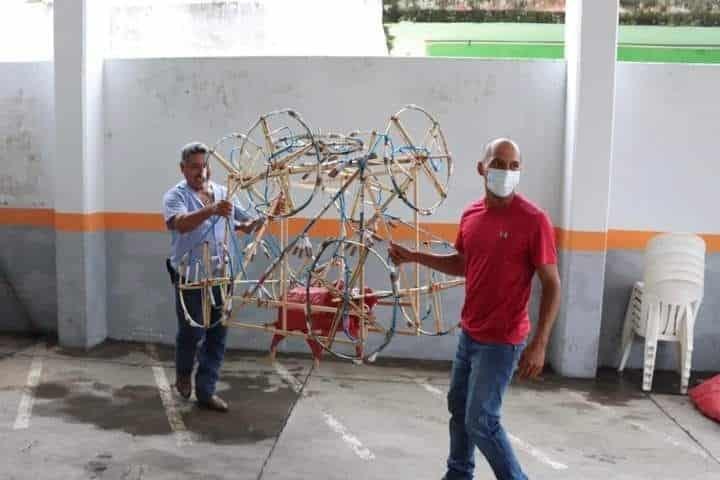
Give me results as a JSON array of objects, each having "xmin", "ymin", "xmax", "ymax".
[
  {"xmin": 534, "ymin": 264, "xmax": 562, "ymax": 343},
  {"xmin": 170, "ymin": 200, "xmax": 231, "ymax": 234},
  {"xmin": 388, "ymin": 242, "xmax": 465, "ymax": 277},
  {"xmin": 518, "ymin": 263, "xmax": 561, "ymax": 379}
]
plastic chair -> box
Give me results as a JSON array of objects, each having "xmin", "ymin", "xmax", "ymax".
[{"xmin": 618, "ymin": 233, "xmax": 706, "ymax": 394}]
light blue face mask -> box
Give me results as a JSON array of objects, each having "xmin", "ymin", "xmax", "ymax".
[{"xmin": 486, "ymin": 168, "xmax": 520, "ymax": 198}]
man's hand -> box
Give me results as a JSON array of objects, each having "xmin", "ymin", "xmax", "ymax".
[
  {"xmin": 236, "ymin": 217, "xmax": 265, "ymax": 234},
  {"xmin": 271, "ymin": 193, "xmax": 287, "ymax": 216},
  {"xmin": 517, "ymin": 339, "xmax": 547, "ymax": 379},
  {"xmin": 388, "ymin": 242, "xmax": 464, "ymax": 276},
  {"xmin": 212, "ymin": 200, "xmax": 233, "ymax": 218},
  {"xmin": 388, "ymin": 242, "xmax": 416, "ymax": 266}
]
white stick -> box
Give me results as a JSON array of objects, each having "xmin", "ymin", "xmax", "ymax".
[{"xmin": 208, "ymin": 286, "xmax": 217, "ymax": 307}]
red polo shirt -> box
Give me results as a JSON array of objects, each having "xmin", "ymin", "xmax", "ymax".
[{"xmin": 454, "ymin": 194, "xmax": 557, "ymax": 345}]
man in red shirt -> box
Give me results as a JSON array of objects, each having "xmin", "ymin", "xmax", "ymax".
[{"xmin": 389, "ymin": 138, "xmax": 561, "ymax": 480}]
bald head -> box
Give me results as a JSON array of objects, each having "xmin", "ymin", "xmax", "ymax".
[
  {"xmin": 476, "ymin": 138, "xmax": 523, "ymax": 201},
  {"xmin": 481, "ymin": 138, "xmax": 521, "ymax": 167},
  {"xmin": 477, "ymin": 138, "xmax": 522, "ymax": 176}
]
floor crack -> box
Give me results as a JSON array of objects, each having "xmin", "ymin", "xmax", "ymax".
[
  {"xmin": 648, "ymin": 393, "xmax": 720, "ymax": 466},
  {"xmin": 256, "ymin": 363, "xmax": 315, "ymax": 480}
]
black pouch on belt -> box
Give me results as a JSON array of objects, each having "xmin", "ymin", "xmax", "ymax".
[{"xmin": 166, "ymin": 258, "xmax": 179, "ymax": 285}]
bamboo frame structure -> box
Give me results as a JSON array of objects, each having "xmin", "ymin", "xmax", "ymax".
[{"xmin": 174, "ymin": 106, "xmax": 464, "ymax": 364}]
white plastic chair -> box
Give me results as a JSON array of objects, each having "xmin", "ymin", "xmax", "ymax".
[{"xmin": 618, "ymin": 233, "xmax": 706, "ymax": 394}]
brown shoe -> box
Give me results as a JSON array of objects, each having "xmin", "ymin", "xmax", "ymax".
[
  {"xmin": 175, "ymin": 375, "xmax": 191, "ymax": 400},
  {"xmin": 197, "ymin": 395, "xmax": 229, "ymax": 412}
]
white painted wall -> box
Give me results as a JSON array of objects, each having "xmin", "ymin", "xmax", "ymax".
[
  {"xmin": 103, "ymin": 57, "xmax": 566, "ymax": 224},
  {"xmin": 0, "ymin": 62, "xmax": 55, "ymax": 208},
  {"xmin": 0, "ymin": 2, "xmax": 53, "ymax": 62},
  {"xmin": 610, "ymin": 63, "xmax": 720, "ymax": 234},
  {"xmin": 108, "ymin": 0, "xmax": 387, "ymax": 58},
  {"xmin": 7, "ymin": 57, "xmax": 720, "ymax": 238}
]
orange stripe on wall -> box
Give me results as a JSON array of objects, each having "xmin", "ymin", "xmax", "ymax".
[
  {"xmin": 555, "ymin": 228, "xmax": 607, "ymax": 252},
  {"xmin": 54, "ymin": 212, "xmax": 105, "ymax": 232},
  {"xmin": 0, "ymin": 209, "xmax": 167, "ymax": 232},
  {"xmin": 2, "ymin": 208, "xmax": 720, "ymax": 252},
  {"xmin": 703, "ymin": 235, "xmax": 720, "ymax": 252},
  {"xmin": 607, "ymin": 229, "xmax": 658, "ymax": 250},
  {"xmin": 555, "ymin": 229, "xmax": 720, "ymax": 253},
  {"xmin": 607, "ymin": 229, "xmax": 720, "ymax": 253},
  {"xmin": 0, "ymin": 208, "xmax": 54, "ymax": 228},
  {"xmin": 104, "ymin": 212, "xmax": 166, "ymax": 232}
]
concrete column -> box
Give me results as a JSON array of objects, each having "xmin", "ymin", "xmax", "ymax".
[
  {"xmin": 53, "ymin": 0, "xmax": 108, "ymax": 348},
  {"xmin": 550, "ymin": 0, "xmax": 619, "ymax": 377}
]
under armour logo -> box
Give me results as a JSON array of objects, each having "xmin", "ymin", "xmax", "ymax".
[{"xmin": 499, "ymin": 231, "xmax": 509, "ymax": 239}]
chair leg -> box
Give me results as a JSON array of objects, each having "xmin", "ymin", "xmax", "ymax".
[
  {"xmin": 642, "ymin": 302, "xmax": 659, "ymax": 392},
  {"xmin": 642, "ymin": 335, "xmax": 658, "ymax": 392},
  {"xmin": 618, "ymin": 285, "xmax": 640, "ymax": 372},
  {"xmin": 618, "ymin": 316, "xmax": 634, "ymax": 372},
  {"xmin": 679, "ymin": 305, "xmax": 695, "ymax": 395}
]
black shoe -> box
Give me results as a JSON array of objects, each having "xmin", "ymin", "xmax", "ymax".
[{"xmin": 197, "ymin": 395, "xmax": 229, "ymax": 412}]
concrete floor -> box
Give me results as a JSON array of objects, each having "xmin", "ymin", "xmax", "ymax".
[{"xmin": 0, "ymin": 334, "xmax": 718, "ymax": 480}]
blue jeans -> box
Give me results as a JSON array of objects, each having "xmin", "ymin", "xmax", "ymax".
[
  {"xmin": 445, "ymin": 331, "xmax": 527, "ymax": 480},
  {"xmin": 174, "ymin": 286, "xmax": 228, "ymax": 402}
]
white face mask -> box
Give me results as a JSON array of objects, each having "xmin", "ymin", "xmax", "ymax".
[{"xmin": 486, "ymin": 168, "xmax": 520, "ymax": 198}]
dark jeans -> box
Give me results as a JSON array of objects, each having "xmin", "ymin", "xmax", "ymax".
[
  {"xmin": 174, "ymin": 286, "xmax": 227, "ymax": 402},
  {"xmin": 445, "ymin": 331, "xmax": 527, "ymax": 480}
]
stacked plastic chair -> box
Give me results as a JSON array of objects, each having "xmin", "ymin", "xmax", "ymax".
[{"xmin": 618, "ymin": 233, "xmax": 706, "ymax": 394}]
